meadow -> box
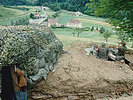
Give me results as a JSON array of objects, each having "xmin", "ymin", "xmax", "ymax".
[
  {"xmin": 51, "ymin": 10, "xmax": 132, "ymax": 48},
  {"xmin": 0, "ymin": 6, "xmax": 36, "ymax": 25}
]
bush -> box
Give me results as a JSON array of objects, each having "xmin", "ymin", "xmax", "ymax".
[
  {"xmin": 102, "ymin": 30, "xmax": 112, "ymax": 42},
  {"xmin": 99, "ymin": 27, "xmax": 105, "ymax": 34},
  {"xmin": 30, "ymin": 13, "xmax": 35, "ymax": 19},
  {"xmin": 91, "ymin": 26, "xmax": 94, "ymax": 31}
]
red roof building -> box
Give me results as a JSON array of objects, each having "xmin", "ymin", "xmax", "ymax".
[
  {"xmin": 48, "ymin": 18, "xmax": 58, "ymax": 27},
  {"xmin": 67, "ymin": 19, "xmax": 82, "ymax": 28}
]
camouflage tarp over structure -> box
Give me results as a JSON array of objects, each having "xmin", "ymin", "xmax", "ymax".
[{"xmin": 0, "ymin": 25, "xmax": 63, "ymax": 86}]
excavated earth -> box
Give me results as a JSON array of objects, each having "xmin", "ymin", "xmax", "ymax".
[{"xmin": 28, "ymin": 42, "xmax": 133, "ymax": 100}]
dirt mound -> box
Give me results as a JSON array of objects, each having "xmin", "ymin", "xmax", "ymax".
[{"xmin": 28, "ymin": 42, "xmax": 133, "ymax": 100}]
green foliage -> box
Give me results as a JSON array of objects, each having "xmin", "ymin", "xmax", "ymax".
[
  {"xmin": 72, "ymin": 31, "xmax": 76, "ymax": 36},
  {"xmin": 102, "ymin": 30, "xmax": 112, "ymax": 42},
  {"xmin": 37, "ymin": 0, "xmax": 92, "ymax": 15},
  {"xmin": 96, "ymin": 27, "xmax": 98, "ymax": 30},
  {"xmin": 49, "ymin": 3, "xmax": 61, "ymax": 11},
  {"xmin": 11, "ymin": 17, "xmax": 29, "ymax": 25},
  {"xmin": 99, "ymin": 27, "xmax": 105, "ymax": 34},
  {"xmin": 74, "ymin": 28, "xmax": 84, "ymax": 37},
  {"xmin": 92, "ymin": 0, "xmax": 133, "ymax": 46},
  {"xmin": 30, "ymin": 13, "xmax": 35, "ymax": 19},
  {"xmin": 0, "ymin": 0, "xmax": 38, "ymax": 5},
  {"xmin": 51, "ymin": 24, "xmax": 56, "ymax": 31},
  {"xmin": 116, "ymin": 31, "xmax": 129, "ymax": 41},
  {"xmin": 83, "ymin": 27, "xmax": 90, "ymax": 31},
  {"xmin": 91, "ymin": 26, "xmax": 94, "ymax": 31},
  {"xmin": 0, "ymin": 26, "xmax": 63, "ymax": 75}
]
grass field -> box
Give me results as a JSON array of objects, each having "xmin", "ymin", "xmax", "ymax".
[
  {"xmin": 54, "ymin": 28, "xmax": 118, "ymax": 43},
  {"xmin": 54, "ymin": 27, "xmax": 132, "ymax": 48},
  {"xmin": 45, "ymin": 10, "xmax": 131, "ymax": 48},
  {"xmin": 0, "ymin": 5, "xmax": 36, "ymax": 25},
  {"xmin": 57, "ymin": 10, "xmax": 113, "ymax": 31},
  {"xmin": 0, "ymin": 6, "xmax": 23, "ymax": 20}
]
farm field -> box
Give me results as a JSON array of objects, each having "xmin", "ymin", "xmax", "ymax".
[
  {"xmin": 43, "ymin": 9, "xmax": 132, "ymax": 48},
  {"xmin": 0, "ymin": 5, "xmax": 36, "ymax": 25},
  {"xmin": 0, "ymin": 6, "xmax": 23, "ymax": 19}
]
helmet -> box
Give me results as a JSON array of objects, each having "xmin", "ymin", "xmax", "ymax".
[
  {"xmin": 102, "ymin": 43, "xmax": 106, "ymax": 47},
  {"xmin": 121, "ymin": 41, "xmax": 126, "ymax": 46}
]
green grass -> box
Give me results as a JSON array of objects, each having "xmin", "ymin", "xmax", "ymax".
[
  {"xmin": 58, "ymin": 14, "xmax": 75, "ymax": 24},
  {"xmin": 43, "ymin": 10, "xmax": 55, "ymax": 17},
  {"xmin": 0, "ymin": 6, "xmax": 23, "ymax": 20},
  {"xmin": 54, "ymin": 27, "xmax": 132, "ymax": 48},
  {"xmin": 49, "ymin": 10, "xmax": 129, "ymax": 46},
  {"xmin": 0, "ymin": 5, "xmax": 37, "ymax": 25},
  {"xmin": 55, "ymin": 10, "xmax": 114, "ymax": 32}
]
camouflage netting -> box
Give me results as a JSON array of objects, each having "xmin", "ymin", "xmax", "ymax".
[{"xmin": 0, "ymin": 25, "xmax": 63, "ymax": 86}]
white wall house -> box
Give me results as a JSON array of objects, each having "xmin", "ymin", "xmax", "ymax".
[
  {"xmin": 67, "ymin": 19, "xmax": 82, "ymax": 28},
  {"xmin": 48, "ymin": 18, "xmax": 58, "ymax": 27}
]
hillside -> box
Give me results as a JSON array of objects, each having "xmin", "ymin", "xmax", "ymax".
[
  {"xmin": 28, "ymin": 42, "xmax": 133, "ymax": 100},
  {"xmin": 0, "ymin": 6, "xmax": 23, "ymax": 20},
  {"xmin": 0, "ymin": 6, "xmax": 37, "ymax": 25}
]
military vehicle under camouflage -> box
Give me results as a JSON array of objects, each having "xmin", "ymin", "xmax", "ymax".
[{"xmin": 0, "ymin": 25, "xmax": 63, "ymax": 86}]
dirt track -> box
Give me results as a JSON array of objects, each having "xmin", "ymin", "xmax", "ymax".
[{"xmin": 28, "ymin": 42, "xmax": 133, "ymax": 100}]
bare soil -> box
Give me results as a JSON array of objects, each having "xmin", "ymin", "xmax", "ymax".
[{"xmin": 28, "ymin": 42, "xmax": 133, "ymax": 100}]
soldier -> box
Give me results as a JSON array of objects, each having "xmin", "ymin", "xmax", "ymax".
[
  {"xmin": 97, "ymin": 43, "xmax": 108, "ymax": 60},
  {"xmin": 116, "ymin": 41, "xmax": 127, "ymax": 61}
]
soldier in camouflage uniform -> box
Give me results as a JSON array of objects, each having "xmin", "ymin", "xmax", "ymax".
[
  {"xmin": 108, "ymin": 41, "xmax": 132, "ymax": 65},
  {"xmin": 97, "ymin": 43, "xmax": 108, "ymax": 60},
  {"xmin": 116, "ymin": 41, "xmax": 127, "ymax": 61}
]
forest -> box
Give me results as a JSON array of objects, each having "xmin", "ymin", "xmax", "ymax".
[{"xmin": 0, "ymin": 0, "xmax": 92, "ymax": 15}]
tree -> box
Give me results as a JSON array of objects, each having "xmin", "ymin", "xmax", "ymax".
[
  {"xmin": 96, "ymin": 27, "xmax": 98, "ymax": 31},
  {"xmin": 99, "ymin": 27, "xmax": 105, "ymax": 34},
  {"xmin": 102, "ymin": 30, "xmax": 112, "ymax": 42},
  {"xmin": 74, "ymin": 28, "xmax": 84, "ymax": 37},
  {"xmin": 30, "ymin": 13, "xmax": 35, "ymax": 19},
  {"xmin": 72, "ymin": 31, "xmax": 75, "ymax": 36},
  {"xmin": 91, "ymin": 26, "xmax": 94, "ymax": 31},
  {"xmin": 51, "ymin": 24, "xmax": 56, "ymax": 31},
  {"xmin": 92, "ymin": 0, "xmax": 133, "ymax": 47}
]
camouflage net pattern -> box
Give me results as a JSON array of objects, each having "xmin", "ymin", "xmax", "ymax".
[{"xmin": 0, "ymin": 25, "xmax": 63, "ymax": 76}]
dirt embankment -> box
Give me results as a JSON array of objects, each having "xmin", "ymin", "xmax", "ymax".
[{"xmin": 28, "ymin": 43, "xmax": 133, "ymax": 100}]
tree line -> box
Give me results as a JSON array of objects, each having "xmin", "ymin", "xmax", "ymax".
[
  {"xmin": 0, "ymin": 0, "xmax": 94, "ymax": 16},
  {"xmin": 0, "ymin": 0, "xmax": 38, "ymax": 5}
]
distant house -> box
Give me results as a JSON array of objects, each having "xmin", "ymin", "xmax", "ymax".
[
  {"xmin": 75, "ymin": 12, "xmax": 83, "ymax": 16},
  {"xmin": 67, "ymin": 19, "xmax": 82, "ymax": 28},
  {"xmin": 68, "ymin": 12, "xmax": 75, "ymax": 16},
  {"xmin": 34, "ymin": 13, "xmax": 40, "ymax": 19},
  {"xmin": 41, "ymin": 22, "xmax": 48, "ymax": 26},
  {"xmin": 34, "ymin": 13, "xmax": 46, "ymax": 19},
  {"xmin": 40, "ymin": 14, "xmax": 46, "ymax": 18},
  {"xmin": 48, "ymin": 18, "xmax": 58, "ymax": 27},
  {"xmin": 42, "ymin": 6, "xmax": 50, "ymax": 10}
]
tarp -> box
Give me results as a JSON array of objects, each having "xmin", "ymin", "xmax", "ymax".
[{"xmin": 85, "ymin": 45, "xmax": 98, "ymax": 57}]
